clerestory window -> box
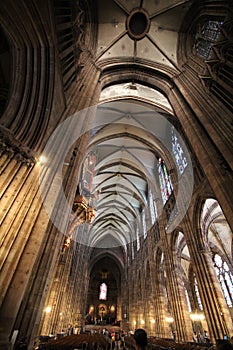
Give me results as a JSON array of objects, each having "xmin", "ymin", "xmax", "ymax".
[
  {"xmin": 213, "ymin": 253, "xmax": 233, "ymax": 307},
  {"xmin": 158, "ymin": 158, "xmax": 173, "ymax": 205},
  {"xmin": 194, "ymin": 19, "xmax": 223, "ymax": 59},
  {"xmin": 194, "ymin": 276, "xmax": 203, "ymax": 310}
]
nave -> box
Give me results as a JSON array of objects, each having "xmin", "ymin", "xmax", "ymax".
[{"xmin": 0, "ymin": 1, "xmax": 233, "ymax": 350}]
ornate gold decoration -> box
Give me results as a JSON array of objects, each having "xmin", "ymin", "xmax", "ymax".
[{"xmin": 62, "ymin": 195, "xmax": 96, "ymax": 252}]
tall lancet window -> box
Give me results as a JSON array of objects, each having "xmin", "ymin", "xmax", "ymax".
[
  {"xmin": 81, "ymin": 152, "xmax": 96, "ymax": 194},
  {"xmin": 99, "ymin": 283, "xmax": 107, "ymax": 300},
  {"xmin": 158, "ymin": 158, "xmax": 173, "ymax": 204},
  {"xmin": 194, "ymin": 276, "xmax": 203, "ymax": 310},
  {"xmin": 149, "ymin": 190, "xmax": 157, "ymax": 223},
  {"xmin": 171, "ymin": 126, "xmax": 188, "ymax": 175},
  {"xmin": 131, "ymin": 242, "xmax": 135, "ymax": 260},
  {"xmin": 213, "ymin": 254, "xmax": 233, "ymax": 307},
  {"xmin": 185, "ymin": 288, "xmax": 192, "ymax": 312},
  {"xmin": 142, "ymin": 211, "xmax": 147, "ymax": 239},
  {"xmin": 136, "ymin": 226, "xmax": 140, "ymax": 251}
]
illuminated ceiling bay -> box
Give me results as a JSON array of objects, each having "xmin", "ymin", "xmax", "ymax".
[
  {"xmin": 96, "ymin": 0, "xmax": 192, "ymax": 69},
  {"xmin": 99, "ymin": 83, "xmax": 173, "ymax": 114},
  {"xmin": 85, "ymin": 97, "xmax": 177, "ymax": 249}
]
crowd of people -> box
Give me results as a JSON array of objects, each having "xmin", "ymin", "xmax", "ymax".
[
  {"xmin": 15, "ymin": 326, "xmax": 233, "ymax": 350},
  {"xmin": 193, "ymin": 330, "xmax": 210, "ymax": 343}
]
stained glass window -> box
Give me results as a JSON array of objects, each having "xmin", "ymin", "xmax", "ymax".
[
  {"xmin": 99, "ymin": 282, "xmax": 107, "ymax": 300},
  {"xmin": 171, "ymin": 127, "xmax": 188, "ymax": 174},
  {"xmin": 194, "ymin": 276, "xmax": 203, "ymax": 310},
  {"xmin": 81, "ymin": 152, "xmax": 96, "ymax": 194},
  {"xmin": 136, "ymin": 226, "xmax": 140, "ymax": 251},
  {"xmin": 213, "ymin": 254, "xmax": 233, "ymax": 307},
  {"xmin": 158, "ymin": 158, "xmax": 173, "ymax": 204},
  {"xmin": 194, "ymin": 20, "xmax": 223, "ymax": 59}
]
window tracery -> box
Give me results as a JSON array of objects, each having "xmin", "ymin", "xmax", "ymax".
[
  {"xmin": 53, "ymin": 0, "xmax": 87, "ymax": 90},
  {"xmin": 194, "ymin": 19, "xmax": 223, "ymax": 59},
  {"xmin": 194, "ymin": 276, "xmax": 203, "ymax": 310},
  {"xmin": 158, "ymin": 158, "xmax": 173, "ymax": 205},
  {"xmin": 99, "ymin": 282, "xmax": 107, "ymax": 300},
  {"xmin": 149, "ymin": 190, "xmax": 157, "ymax": 224},
  {"xmin": 171, "ymin": 126, "xmax": 188, "ymax": 175},
  {"xmin": 213, "ymin": 253, "xmax": 233, "ymax": 307},
  {"xmin": 81, "ymin": 152, "xmax": 96, "ymax": 195},
  {"xmin": 142, "ymin": 211, "xmax": 147, "ymax": 239}
]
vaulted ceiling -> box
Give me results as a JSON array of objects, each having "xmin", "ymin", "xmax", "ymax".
[
  {"xmin": 79, "ymin": 0, "xmax": 193, "ymax": 250},
  {"xmin": 96, "ymin": 0, "xmax": 192, "ymax": 69},
  {"xmin": 85, "ymin": 98, "xmax": 177, "ymax": 249}
]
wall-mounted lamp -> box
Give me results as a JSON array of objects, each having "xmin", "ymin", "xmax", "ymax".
[
  {"xmin": 38, "ymin": 155, "xmax": 47, "ymax": 165},
  {"xmin": 190, "ymin": 312, "xmax": 205, "ymax": 321},
  {"xmin": 110, "ymin": 305, "xmax": 115, "ymax": 312},
  {"xmin": 45, "ymin": 306, "xmax": 51, "ymax": 314},
  {"xmin": 89, "ymin": 305, "xmax": 94, "ymax": 313}
]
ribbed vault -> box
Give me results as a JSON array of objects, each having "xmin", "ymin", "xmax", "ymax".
[
  {"xmin": 96, "ymin": 0, "xmax": 192, "ymax": 70},
  {"xmin": 82, "ymin": 97, "xmax": 178, "ymax": 248}
]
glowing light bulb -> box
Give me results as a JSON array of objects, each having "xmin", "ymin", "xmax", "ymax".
[
  {"xmin": 39, "ymin": 155, "xmax": 47, "ymax": 164},
  {"xmin": 45, "ymin": 306, "xmax": 51, "ymax": 313}
]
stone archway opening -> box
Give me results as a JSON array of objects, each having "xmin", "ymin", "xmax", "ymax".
[{"xmin": 86, "ymin": 255, "xmax": 122, "ymax": 326}]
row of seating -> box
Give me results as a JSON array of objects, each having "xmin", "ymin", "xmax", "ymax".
[
  {"xmin": 149, "ymin": 336, "xmax": 213, "ymax": 350},
  {"xmin": 38, "ymin": 333, "xmax": 110, "ymax": 349},
  {"xmin": 38, "ymin": 333, "xmax": 213, "ymax": 350},
  {"xmin": 124, "ymin": 335, "xmax": 213, "ymax": 350}
]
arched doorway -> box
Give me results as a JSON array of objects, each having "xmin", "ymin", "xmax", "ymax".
[{"xmin": 86, "ymin": 255, "xmax": 122, "ymax": 326}]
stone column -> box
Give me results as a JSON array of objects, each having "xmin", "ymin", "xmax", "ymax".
[
  {"xmin": 169, "ymin": 78, "xmax": 233, "ymax": 232},
  {"xmin": 147, "ymin": 225, "xmax": 167, "ymax": 338},
  {"xmin": 159, "ymin": 218, "xmax": 193, "ymax": 342},
  {"xmin": 120, "ymin": 273, "xmax": 128, "ymax": 330},
  {"xmin": 40, "ymin": 240, "xmax": 74, "ymax": 336},
  {"xmin": 0, "ymin": 144, "xmax": 48, "ymax": 350},
  {"xmin": 0, "ymin": 56, "xmax": 102, "ymax": 350},
  {"xmin": 183, "ymin": 217, "xmax": 233, "ymax": 341},
  {"xmin": 128, "ymin": 265, "xmax": 137, "ymax": 330}
]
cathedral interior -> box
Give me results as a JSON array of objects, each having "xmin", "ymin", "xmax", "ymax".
[{"xmin": 0, "ymin": 0, "xmax": 233, "ymax": 349}]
